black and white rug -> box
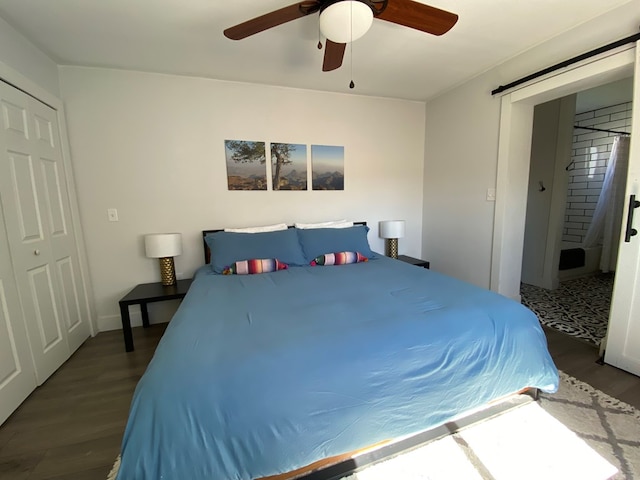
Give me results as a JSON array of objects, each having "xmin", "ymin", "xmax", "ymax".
[{"xmin": 521, "ymin": 273, "xmax": 614, "ymax": 345}]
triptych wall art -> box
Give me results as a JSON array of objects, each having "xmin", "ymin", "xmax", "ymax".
[{"xmin": 224, "ymin": 140, "xmax": 344, "ymax": 191}]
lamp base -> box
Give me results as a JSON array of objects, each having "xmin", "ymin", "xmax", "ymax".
[
  {"xmin": 159, "ymin": 257, "xmax": 176, "ymax": 286},
  {"xmin": 386, "ymin": 238, "xmax": 399, "ymax": 259}
]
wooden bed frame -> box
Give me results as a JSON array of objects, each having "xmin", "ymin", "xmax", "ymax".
[
  {"xmin": 261, "ymin": 392, "xmax": 535, "ymax": 480},
  {"xmin": 200, "ymin": 224, "xmax": 540, "ymax": 479}
]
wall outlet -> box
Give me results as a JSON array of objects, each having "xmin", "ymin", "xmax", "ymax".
[
  {"xmin": 107, "ymin": 208, "xmax": 119, "ymax": 221},
  {"xmin": 486, "ymin": 188, "xmax": 496, "ymax": 202}
]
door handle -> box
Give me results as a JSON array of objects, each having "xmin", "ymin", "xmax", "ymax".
[{"xmin": 624, "ymin": 194, "xmax": 640, "ymax": 242}]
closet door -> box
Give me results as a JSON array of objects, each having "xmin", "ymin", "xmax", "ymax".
[
  {"xmin": 0, "ymin": 82, "xmax": 89, "ymax": 384},
  {"xmin": 0, "ymin": 200, "xmax": 36, "ymax": 425},
  {"xmin": 29, "ymin": 98, "xmax": 89, "ymax": 353}
]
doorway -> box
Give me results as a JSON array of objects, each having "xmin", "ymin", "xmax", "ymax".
[
  {"xmin": 520, "ymin": 78, "xmax": 633, "ymax": 347},
  {"xmin": 491, "ymin": 44, "xmax": 640, "ymax": 376}
]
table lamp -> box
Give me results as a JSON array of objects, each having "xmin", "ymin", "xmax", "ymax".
[
  {"xmin": 379, "ymin": 220, "xmax": 405, "ymax": 259},
  {"xmin": 144, "ymin": 233, "xmax": 182, "ymax": 286}
]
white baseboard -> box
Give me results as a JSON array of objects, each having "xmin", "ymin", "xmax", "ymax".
[
  {"xmin": 98, "ymin": 313, "xmax": 141, "ymax": 332},
  {"xmin": 98, "ymin": 301, "xmax": 180, "ymax": 332}
]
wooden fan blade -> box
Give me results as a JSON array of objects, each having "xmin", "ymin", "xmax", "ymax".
[
  {"xmin": 376, "ymin": 0, "xmax": 458, "ymax": 36},
  {"xmin": 322, "ymin": 40, "xmax": 347, "ymax": 71},
  {"xmin": 224, "ymin": 2, "xmax": 317, "ymax": 40}
]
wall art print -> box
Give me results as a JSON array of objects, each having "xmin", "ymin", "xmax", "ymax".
[
  {"xmin": 225, "ymin": 140, "xmax": 267, "ymax": 190},
  {"xmin": 271, "ymin": 143, "xmax": 307, "ymax": 191},
  {"xmin": 312, "ymin": 145, "xmax": 344, "ymax": 190}
]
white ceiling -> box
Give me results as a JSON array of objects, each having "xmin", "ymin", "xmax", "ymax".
[{"xmin": 0, "ymin": 0, "xmax": 634, "ymax": 101}]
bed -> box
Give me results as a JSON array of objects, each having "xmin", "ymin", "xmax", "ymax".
[{"xmin": 115, "ymin": 223, "xmax": 559, "ymax": 480}]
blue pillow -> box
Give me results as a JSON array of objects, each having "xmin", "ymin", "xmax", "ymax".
[
  {"xmin": 206, "ymin": 228, "xmax": 306, "ymax": 274},
  {"xmin": 296, "ymin": 225, "xmax": 374, "ymax": 263}
]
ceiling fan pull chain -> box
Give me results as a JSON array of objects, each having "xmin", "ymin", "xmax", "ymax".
[
  {"xmin": 349, "ymin": 41, "xmax": 354, "ymax": 88},
  {"xmin": 317, "ymin": 22, "xmax": 322, "ymax": 50},
  {"xmin": 349, "ymin": 1, "xmax": 355, "ymax": 89},
  {"xmin": 349, "ymin": 41, "xmax": 354, "ymax": 89}
]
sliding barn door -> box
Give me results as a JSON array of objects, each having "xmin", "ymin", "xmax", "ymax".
[
  {"xmin": 0, "ymin": 81, "xmax": 89, "ymax": 384},
  {"xmin": 604, "ymin": 45, "xmax": 640, "ymax": 376}
]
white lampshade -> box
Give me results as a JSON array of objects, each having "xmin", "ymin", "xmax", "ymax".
[
  {"xmin": 319, "ymin": 1, "xmax": 374, "ymax": 44},
  {"xmin": 144, "ymin": 233, "xmax": 182, "ymax": 258},
  {"xmin": 379, "ymin": 220, "xmax": 405, "ymax": 239}
]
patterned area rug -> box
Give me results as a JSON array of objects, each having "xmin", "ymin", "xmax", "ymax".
[
  {"xmin": 521, "ymin": 273, "xmax": 614, "ymax": 345},
  {"xmin": 107, "ymin": 372, "xmax": 640, "ymax": 480},
  {"xmin": 539, "ymin": 372, "xmax": 640, "ymax": 480}
]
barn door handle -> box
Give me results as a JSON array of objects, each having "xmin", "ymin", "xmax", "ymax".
[{"xmin": 624, "ymin": 194, "xmax": 640, "ymax": 242}]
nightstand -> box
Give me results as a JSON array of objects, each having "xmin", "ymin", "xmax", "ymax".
[
  {"xmin": 397, "ymin": 255, "xmax": 430, "ymax": 269},
  {"xmin": 119, "ymin": 278, "xmax": 193, "ymax": 352}
]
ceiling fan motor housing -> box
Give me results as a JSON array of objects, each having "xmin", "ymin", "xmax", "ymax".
[{"xmin": 319, "ymin": 1, "xmax": 378, "ymax": 43}]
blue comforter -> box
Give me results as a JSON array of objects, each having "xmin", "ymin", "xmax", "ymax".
[{"xmin": 117, "ymin": 256, "xmax": 558, "ymax": 480}]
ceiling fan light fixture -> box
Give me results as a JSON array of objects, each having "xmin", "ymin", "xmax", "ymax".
[{"xmin": 319, "ymin": 1, "xmax": 374, "ymax": 44}]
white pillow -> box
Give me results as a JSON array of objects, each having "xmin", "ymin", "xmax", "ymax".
[
  {"xmin": 294, "ymin": 220, "xmax": 354, "ymax": 229},
  {"xmin": 224, "ymin": 223, "xmax": 288, "ymax": 233}
]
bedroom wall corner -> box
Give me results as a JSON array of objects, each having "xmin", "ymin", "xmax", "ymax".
[
  {"xmin": 58, "ymin": 67, "xmax": 426, "ymax": 332},
  {"xmin": 422, "ymin": 73, "xmax": 501, "ymax": 289},
  {"xmin": 0, "ymin": 15, "xmax": 60, "ymax": 97}
]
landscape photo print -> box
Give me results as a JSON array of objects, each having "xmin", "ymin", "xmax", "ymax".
[
  {"xmin": 271, "ymin": 143, "xmax": 307, "ymax": 191},
  {"xmin": 312, "ymin": 144, "xmax": 344, "ymax": 190},
  {"xmin": 225, "ymin": 139, "xmax": 267, "ymax": 190}
]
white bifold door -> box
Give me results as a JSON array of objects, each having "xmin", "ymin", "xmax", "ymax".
[
  {"xmin": 0, "ymin": 80, "xmax": 91, "ymax": 424},
  {"xmin": 0, "ymin": 202, "xmax": 36, "ymax": 425}
]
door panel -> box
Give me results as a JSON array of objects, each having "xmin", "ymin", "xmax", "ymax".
[
  {"xmin": 29, "ymin": 98, "xmax": 89, "ymax": 351},
  {"xmin": 40, "ymin": 157, "xmax": 67, "ymax": 237},
  {"xmin": 27, "ymin": 263, "xmax": 63, "ymax": 352},
  {"xmin": 57, "ymin": 256, "xmax": 82, "ymax": 332},
  {"xmin": 0, "ymin": 204, "xmax": 36, "ymax": 425},
  {"xmin": 34, "ymin": 113, "xmax": 54, "ymax": 148},
  {"xmin": 0, "ymin": 283, "xmax": 21, "ymax": 385},
  {"xmin": 1, "ymin": 99, "xmax": 29, "ymax": 139},
  {"xmin": 7, "ymin": 151, "xmax": 42, "ymax": 242}
]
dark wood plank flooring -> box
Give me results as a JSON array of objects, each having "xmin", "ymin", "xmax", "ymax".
[
  {"xmin": 0, "ymin": 325, "xmax": 167, "ymax": 480},
  {"xmin": 1, "ymin": 323, "xmax": 639, "ymax": 480}
]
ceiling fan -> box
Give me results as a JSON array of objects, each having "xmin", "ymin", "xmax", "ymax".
[{"xmin": 224, "ymin": 0, "xmax": 458, "ymax": 72}]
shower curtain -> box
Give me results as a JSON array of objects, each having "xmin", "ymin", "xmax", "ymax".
[{"xmin": 583, "ymin": 135, "xmax": 631, "ymax": 272}]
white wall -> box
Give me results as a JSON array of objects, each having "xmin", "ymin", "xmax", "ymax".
[
  {"xmin": 521, "ymin": 96, "xmax": 575, "ymax": 289},
  {"xmin": 0, "ymin": 16, "xmax": 59, "ymax": 96},
  {"xmin": 522, "ymin": 100, "xmax": 562, "ymax": 286},
  {"xmin": 423, "ymin": 1, "xmax": 640, "ymax": 290},
  {"xmin": 59, "ymin": 67, "xmax": 426, "ymax": 331}
]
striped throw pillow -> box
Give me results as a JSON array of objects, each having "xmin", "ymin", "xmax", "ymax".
[
  {"xmin": 223, "ymin": 258, "xmax": 288, "ymax": 275},
  {"xmin": 311, "ymin": 251, "xmax": 368, "ymax": 266}
]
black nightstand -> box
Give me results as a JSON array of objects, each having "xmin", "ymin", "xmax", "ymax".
[
  {"xmin": 119, "ymin": 278, "xmax": 193, "ymax": 352},
  {"xmin": 397, "ymin": 255, "xmax": 430, "ymax": 269}
]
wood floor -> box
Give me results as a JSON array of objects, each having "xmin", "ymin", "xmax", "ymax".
[{"xmin": 1, "ymin": 323, "xmax": 639, "ymax": 480}]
